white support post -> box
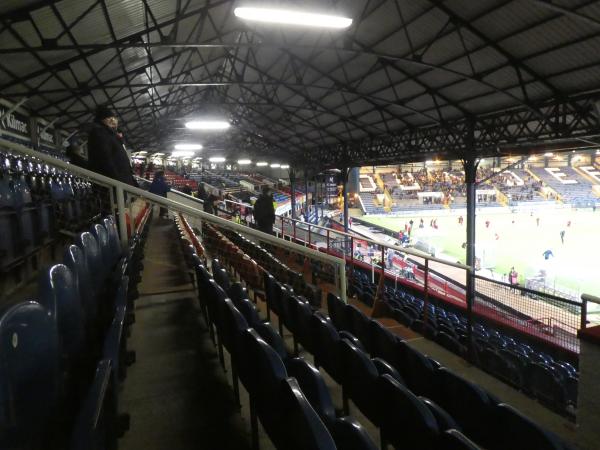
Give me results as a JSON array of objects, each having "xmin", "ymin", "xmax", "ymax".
[
  {"xmin": 109, "ymin": 186, "xmax": 115, "ymax": 215},
  {"xmin": 338, "ymin": 261, "xmax": 347, "ymax": 303},
  {"xmin": 116, "ymin": 185, "xmax": 128, "ymax": 247}
]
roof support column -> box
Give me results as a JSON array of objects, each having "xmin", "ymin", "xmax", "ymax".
[
  {"xmin": 341, "ymin": 166, "xmax": 350, "ymax": 233},
  {"xmin": 289, "ymin": 167, "xmax": 296, "ymax": 220},
  {"xmin": 463, "ymin": 121, "xmax": 479, "ymax": 360},
  {"xmin": 304, "ymin": 170, "xmax": 309, "ymax": 220}
]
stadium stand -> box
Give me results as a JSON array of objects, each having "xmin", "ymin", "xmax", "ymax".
[
  {"xmin": 346, "ymin": 268, "xmax": 579, "ymax": 417},
  {"xmin": 196, "ymin": 222, "xmax": 573, "ymax": 449},
  {"xmin": 528, "ymin": 167, "xmax": 598, "ymax": 207}
]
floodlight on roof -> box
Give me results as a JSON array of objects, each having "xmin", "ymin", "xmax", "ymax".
[
  {"xmin": 234, "ymin": 7, "xmax": 352, "ymax": 29},
  {"xmin": 172, "ymin": 150, "xmax": 196, "ymax": 158},
  {"xmin": 174, "ymin": 143, "xmax": 203, "ymax": 151},
  {"xmin": 280, "ymin": 164, "xmax": 290, "ymax": 169},
  {"xmin": 209, "ymin": 156, "xmax": 226, "ymax": 163},
  {"xmin": 238, "ymin": 159, "xmax": 252, "ymax": 165},
  {"xmin": 185, "ymin": 120, "xmax": 230, "ymax": 130},
  {"xmin": 270, "ymin": 163, "xmax": 281, "ymax": 168},
  {"xmin": 256, "ymin": 161, "xmax": 268, "ymax": 167}
]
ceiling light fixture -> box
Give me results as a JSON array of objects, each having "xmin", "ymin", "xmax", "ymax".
[
  {"xmin": 256, "ymin": 161, "xmax": 268, "ymax": 167},
  {"xmin": 185, "ymin": 120, "xmax": 230, "ymax": 130},
  {"xmin": 544, "ymin": 152, "xmax": 553, "ymax": 157},
  {"xmin": 174, "ymin": 143, "xmax": 203, "ymax": 151},
  {"xmin": 234, "ymin": 7, "xmax": 352, "ymax": 29},
  {"xmin": 172, "ymin": 150, "xmax": 195, "ymax": 158},
  {"xmin": 270, "ymin": 163, "xmax": 281, "ymax": 168},
  {"xmin": 209, "ymin": 156, "xmax": 226, "ymax": 163},
  {"xmin": 280, "ymin": 164, "xmax": 290, "ymax": 169},
  {"xmin": 238, "ymin": 159, "xmax": 252, "ymax": 165}
]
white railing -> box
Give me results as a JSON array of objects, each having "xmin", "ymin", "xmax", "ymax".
[{"xmin": 3, "ymin": 141, "xmax": 347, "ymax": 302}]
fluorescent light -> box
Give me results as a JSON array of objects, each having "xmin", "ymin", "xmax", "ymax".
[
  {"xmin": 544, "ymin": 152, "xmax": 553, "ymax": 157},
  {"xmin": 174, "ymin": 143, "xmax": 203, "ymax": 151},
  {"xmin": 172, "ymin": 150, "xmax": 195, "ymax": 158},
  {"xmin": 234, "ymin": 7, "xmax": 352, "ymax": 29},
  {"xmin": 270, "ymin": 163, "xmax": 281, "ymax": 168},
  {"xmin": 256, "ymin": 161, "xmax": 268, "ymax": 167},
  {"xmin": 280, "ymin": 164, "xmax": 290, "ymax": 169},
  {"xmin": 185, "ymin": 120, "xmax": 230, "ymax": 130},
  {"xmin": 238, "ymin": 159, "xmax": 252, "ymax": 165},
  {"xmin": 209, "ymin": 156, "xmax": 226, "ymax": 163}
]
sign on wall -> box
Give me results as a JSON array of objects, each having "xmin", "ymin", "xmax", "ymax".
[{"xmin": 0, "ymin": 105, "xmax": 30, "ymax": 137}]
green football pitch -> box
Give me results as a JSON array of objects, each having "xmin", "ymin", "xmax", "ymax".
[{"xmin": 360, "ymin": 209, "xmax": 600, "ymax": 297}]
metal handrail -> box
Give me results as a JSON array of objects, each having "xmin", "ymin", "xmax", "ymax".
[
  {"xmin": 224, "ymin": 197, "xmax": 471, "ymax": 271},
  {"xmin": 3, "ymin": 141, "xmax": 347, "ymax": 302}
]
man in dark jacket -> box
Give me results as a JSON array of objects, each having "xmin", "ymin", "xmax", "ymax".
[
  {"xmin": 253, "ymin": 186, "xmax": 276, "ymax": 234},
  {"xmin": 87, "ymin": 105, "xmax": 137, "ymax": 186},
  {"xmin": 149, "ymin": 171, "xmax": 170, "ymax": 218},
  {"xmin": 203, "ymin": 194, "xmax": 217, "ymax": 215}
]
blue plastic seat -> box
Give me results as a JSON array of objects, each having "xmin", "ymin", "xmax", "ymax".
[
  {"xmin": 70, "ymin": 359, "xmax": 116, "ymax": 450},
  {"xmin": 525, "ymin": 363, "xmax": 568, "ymax": 412},
  {"xmin": 295, "ymin": 299, "xmax": 316, "ymax": 355},
  {"xmin": 227, "ymin": 282, "xmax": 249, "ymax": 305},
  {"xmin": 369, "ymin": 319, "xmax": 401, "ymax": 363},
  {"xmin": 398, "ymin": 341, "xmax": 436, "ymax": 397},
  {"xmin": 266, "ymin": 378, "xmax": 336, "ymax": 450},
  {"xmin": 346, "ymin": 304, "xmax": 372, "ymax": 353},
  {"xmin": 76, "ymin": 232, "xmax": 103, "ymax": 291},
  {"xmin": 254, "ymin": 321, "xmax": 288, "ymax": 361},
  {"xmin": 64, "ymin": 244, "xmax": 97, "ymax": 328},
  {"xmin": 102, "ymin": 216, "xmax": 122, "ymax": 263},
  {"xmin": 339, "ymin": 339, "xmax": 382, "ymax": 421},
  {"xmin": 488, "ymin": 403, "xmax": 564, "ymax": 450},
  {"xmin": 39, "ymin": 264, "xmax": 86, "ymax": 361},
  {"xmin": 310, "ymin": 313, "xmax": 344, "ymax": 384},
  {"xmin": 327, "ymin": 292, "xmax": 348, "ymax": 331},
  {"xmin": 329, "ymin": 416, "xmax": 378, "ymax": 450},
  {"xmin": 285, "ymin": 357, "xmax": 336, "ymax": 425},
  {"xmin": 0, "ymin": 301, "xmax": 60, "ymax": 448},
  {"xmin": 377, "ymin": 374, "xmax": 440, "ymax": 450},
  {"xmin": 91, "ymin": 223, "xmax": 114, "ymax": 270},
  {"xmin": 419, "ymin": 396, "xmax": 460, "ymax": 431},
  {"xmin": 434, "ymin": 368, "xmax": 493, "ymax": 446},
  {"xmin": 235, "ymin": 297, "xmax": 262, "ymax": 327},
  {"xmin": 439, "ymin": 429, "xmax": 483, "ymax": 450}
]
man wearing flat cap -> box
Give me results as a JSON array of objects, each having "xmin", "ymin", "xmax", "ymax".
[{"xmin": 87, "ymin": 105, "xmax": 137, "ymax": 186}]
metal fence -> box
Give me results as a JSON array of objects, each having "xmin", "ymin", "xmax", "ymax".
[{"xmin": 474, "ymin": 275, "xmax": 581, "ymax": 353}]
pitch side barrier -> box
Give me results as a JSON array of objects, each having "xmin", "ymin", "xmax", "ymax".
[{"xmin": 4, "ymin": 142, "xmax": 347, "ymax": 302}]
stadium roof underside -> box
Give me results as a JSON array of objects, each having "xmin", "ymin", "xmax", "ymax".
[{"xmin": 1, "ymin": 0, "xmax": 600, "ymax": 169}]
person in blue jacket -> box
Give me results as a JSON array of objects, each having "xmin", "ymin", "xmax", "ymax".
[{"xmin": 149, "ymin": 170, "xmax": 170, "ymax": 217}]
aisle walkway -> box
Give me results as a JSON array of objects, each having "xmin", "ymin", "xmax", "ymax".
[{"xmin": 120, "ymin": 217, "xmax": 253, "ymax": 450}]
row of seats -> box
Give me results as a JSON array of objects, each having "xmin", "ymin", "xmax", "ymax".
[
  {"xmin": 349, "ymin": 268, "xmax": 578, "ymax": 416},
  {"xmin": 0, "ymin": 213, "xmax": 149, "ymax": 449},
  {"xmin": 0, "ymin": 151, "xmax": 102, "ymax": 271},
  {"xmin": 202, "ymin": 227, "xmax": 572, "ymax": 450},
  {"xmin": 190, "ymin": 251, "xmax": 379, "ymax": 450},
  {"xmin": 204, "ymin": 224, "xmax": 322, "ymax": 307}
]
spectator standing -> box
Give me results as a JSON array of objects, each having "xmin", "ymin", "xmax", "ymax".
[
  {"xmin": 203, "ymin": 194, "xmax": 218, "ymax": 215},
  {"xmin": 149, "ymin": 170, "xmax": 171, "ymax": 218},
  {"xmin": 253, "ymin": 186, "xmax": 276, "ymax": 234},
  {"xmin": 87, "ymin": 105, "xmax": 137, "ymax": 186},
  {"xmin": 197, "ymin": 184, "xmax": 207, "ymax": 201},
  {"xmin": 509, "ymin": 267, "xmax": 518, "ymax": 292},
  {"xmin": 560, "ymin": 230, "xmax": 565, "ymax": 244}
]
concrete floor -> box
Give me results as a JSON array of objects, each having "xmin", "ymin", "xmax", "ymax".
[{"xmin": 120, "ymin": 218, "xmax": 263, "ymax": 450}]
